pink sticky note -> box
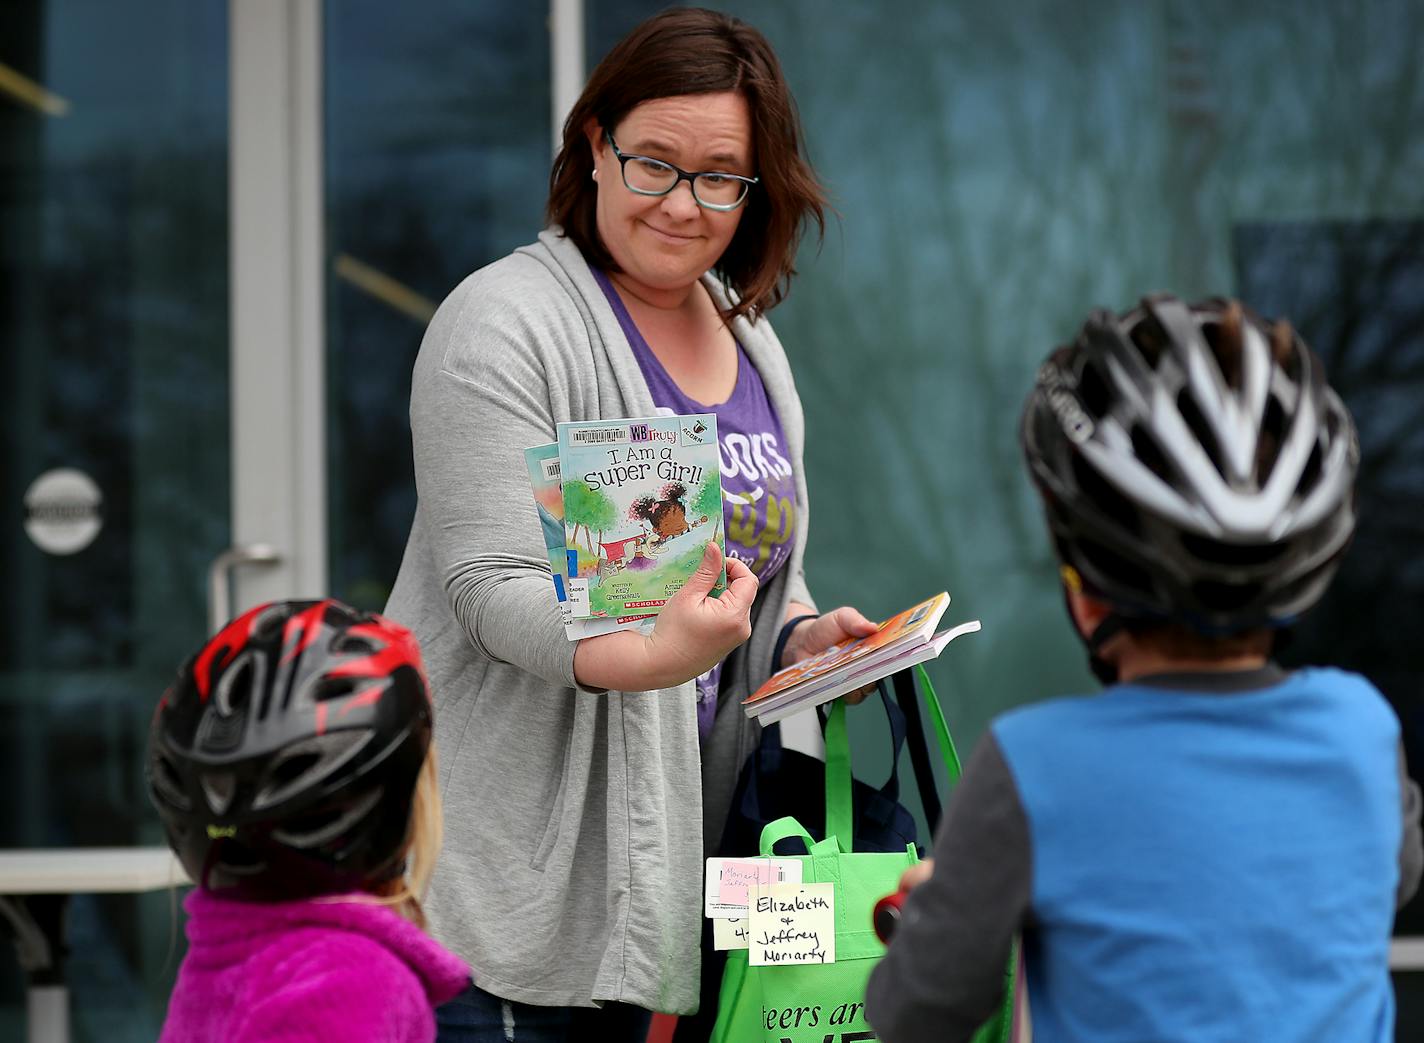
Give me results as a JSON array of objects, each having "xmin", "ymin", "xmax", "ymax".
[{"xmin": 718, "ymin": 860, "xmax": 774, "ymax": 906}]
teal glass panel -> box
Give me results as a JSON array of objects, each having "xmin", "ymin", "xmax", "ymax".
[
  {"xmin": 696, "ymin": 0, "xmax": 1424, "ymax": 741},
  {"xmin": 641, "ymin": 0, "xmax": 1424, "ymax": 753},
  {"xmin": 589, "ymin": 2, "xmax": 1424, "ymax": 1030},
  {"xmin": 0, "ymin": 0, "xmax": 228, "ymax": 1037},
  {"xmin": 324, "ymin": 0, "xmax": 551, "ymax": 612}
]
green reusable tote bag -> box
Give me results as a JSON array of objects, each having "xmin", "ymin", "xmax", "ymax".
[{"xmin": 708, "ymin": 666, "xmax": 1015, "ymax": 1043}]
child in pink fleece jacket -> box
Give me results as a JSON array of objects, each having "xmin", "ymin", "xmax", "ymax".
[{"xmin": 147, "ymin": 599, "xmax": 470, "ymax": 1042}]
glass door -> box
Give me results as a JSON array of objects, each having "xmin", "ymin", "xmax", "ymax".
[
  {"xmin": 1, "ymin": 0, "xmax": 229, "ymax": 1036},
  {"xmin": 322, "ymin": 0, "xmax": 551, "ymax": 610}
]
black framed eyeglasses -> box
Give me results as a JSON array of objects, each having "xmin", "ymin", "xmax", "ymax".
[{"xmin": 604, "ymin": 130, "xmax": 758, "ymax": 212}]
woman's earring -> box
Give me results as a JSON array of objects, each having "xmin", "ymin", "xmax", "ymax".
[{"xmin": 591, "ymin": 168, "xmax": 599, "ymax": 181}]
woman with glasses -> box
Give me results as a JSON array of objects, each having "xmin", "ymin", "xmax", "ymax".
[{"xmin": 385, "ymin": 9, "xmax": 875, "ymax": 1041}]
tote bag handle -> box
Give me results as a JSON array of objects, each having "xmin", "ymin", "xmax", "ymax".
[{"xmin": 823, "ymin": 664, "xmax": 965, "ymax": 852}]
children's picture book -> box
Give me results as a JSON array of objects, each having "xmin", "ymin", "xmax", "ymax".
[
  {"xmin": 748, "ymin": 621, "xmax": 982, "ymax": 725},
  {"xmin": 557, "ymin": 415, "xmax": 725, "ymax": 618},
  {"xmin": 523, "ymin": 444, "xmax": 655, "ymax": 640},
  {"xmin": 742, "ymin": 592, "xmax": 978, "ymax": 722}
]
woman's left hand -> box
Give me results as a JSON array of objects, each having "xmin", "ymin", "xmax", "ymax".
[{"xmin": 780, "ymin": 606, "xmax": 881, "ymax": 705}]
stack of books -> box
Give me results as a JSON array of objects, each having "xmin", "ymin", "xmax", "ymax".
[
  {"xmin": 525, "ymin": 413, "xmax": 724, "ymax": 641},
  {"xmin": 742, "ymin": 592, "xmax": 981, "ymax": 723}
]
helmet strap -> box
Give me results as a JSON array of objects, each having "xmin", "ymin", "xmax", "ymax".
[
  {"xmin": 1086, "ymin": 614, "xmax": 1127, "ymax": 685},
  {"xmin": 1060, "ymin": 582, "xmax": 1127, "ymax": 684}
]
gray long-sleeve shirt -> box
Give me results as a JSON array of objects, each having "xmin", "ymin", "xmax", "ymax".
[{"xmin": 384, "ymin": 228, "xmax": 816, "ymax": 1012}]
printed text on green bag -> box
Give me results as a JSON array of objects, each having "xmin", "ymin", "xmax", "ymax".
[{"xmin": 762, "ymin": 998, "xmax": 874, "ymax": 1036}]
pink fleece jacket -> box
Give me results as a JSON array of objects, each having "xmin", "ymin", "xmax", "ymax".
[{"xmin": 159, "ymin": 888, "xmax": 470, "ymax": 1043}]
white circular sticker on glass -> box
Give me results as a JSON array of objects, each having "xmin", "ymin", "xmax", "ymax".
[{"xmin": 24, "ymin": 468, "xmax": 104, "ymax": 555}]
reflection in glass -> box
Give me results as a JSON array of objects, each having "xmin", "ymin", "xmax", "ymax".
[
  {"xmin": 324, "ymin": 0, "xmax": 551, "ymax": 612},
  {"xmin": 0, "ymin": 0, "xmax": 228, "ymax": 1037},
  {"xmin": 1236, "ymin": 219, "xmax": 1424, "ymax": 932}
]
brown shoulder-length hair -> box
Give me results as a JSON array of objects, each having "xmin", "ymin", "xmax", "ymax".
[{"xmin": 547, "ymin": 7, "xmax": 826, "ymax": 323}]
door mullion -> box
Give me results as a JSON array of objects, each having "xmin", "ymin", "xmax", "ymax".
[{"xmin": 228, "ymin": 0, "xmax": 327, "ymax": 613}]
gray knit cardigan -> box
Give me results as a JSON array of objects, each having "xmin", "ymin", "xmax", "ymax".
[{"xmin": 384, "ymin": 228, "xmax": 817, "ymax": 1012}]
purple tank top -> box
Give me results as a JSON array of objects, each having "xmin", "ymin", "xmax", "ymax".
[{"xmin": 593, "ymin": 269, "xmax": 798, "ymax": 741}]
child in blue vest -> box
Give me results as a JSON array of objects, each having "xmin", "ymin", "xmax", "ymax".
[{"xmin": 866, "ymin": 295, "xmax": 1422, "ymax": 1042}]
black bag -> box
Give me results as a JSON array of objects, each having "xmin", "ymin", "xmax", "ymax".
[{"xmin": 719, "ymin": 687, "xmax": 920, "ymax": 856}]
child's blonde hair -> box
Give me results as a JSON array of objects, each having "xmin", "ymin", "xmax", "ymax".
[{"xmin": 324, "ymin": 742, "xmax": 443, "ymax": 929}]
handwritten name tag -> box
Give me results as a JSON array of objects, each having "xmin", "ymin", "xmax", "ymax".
[
  {"xmin": 704, "ymin": 857, "xmax": 802, "ymax": 918},
  {"xmin": 748, "ymin": 882, "xmax": 835, "ymax": 966},
  {"xmin": 713, "ymin": 916, "xmax": 749, "ymax": 950}
]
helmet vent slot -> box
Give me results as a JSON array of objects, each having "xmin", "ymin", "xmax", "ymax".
[
  {"xmin": 1296, "ymin": 443, "xmax": 1323, "ymax": 499},
  {"xmin": 214, "ymin": 654, "xmax": 256, "ymax": 719},
  {"xmin": 1254, "ymin": 396, "xmax": 1286, "ymax": 484},
  {"xmin": 151, "ymin": 754, "xmax": 191, "ymax": 810},
  {"xmin": 1130, "ymin": 425, "xmax": 1172, "ymax": 485},
  {"xmin": 1202, "ymin": 315, "xmax": 1243, "ymax": 390},
  {"xmin": 1077, "ymin": 538, "xmax": 1154, "ymax": 600},
  {"xmin": 1128, "ymin": 314, "xmax": 1169, "ymax": 368},
  {"xmin": 1176, "ymin": 387, "xmax": 1225, "ymax": 479},
  {"xmin": 334, "ymin": 633, "xmax": 378, "ymax": 656},
  {"xmin": 269, "ymin": 752, "xmax": 321, "ymax": 791},
  {"xmin": 252, "ymin": 731, "xmax": 372, "ymax": 812},
  {"xmin": 273, "ymin": 787, "xmax": 383, "ymax": 848},
  {"xmin": 1270, "ymin": 320, "xmax": 1302, "ymax": 380},
  {"xmin": 1078, "ymin": 361, "xmax": 1111, "ymax": 419},
  {"xmin": 282, "ymin": 806, "xmax": 343, "ymax": 844},
  {"xmin": 252, "ymin": 603, "xmax": 290, "ymax": 641},
  {"xmin": 1070, "ymin": 451, "xmax": 1141, "ymax": 537},
  {"xmin": 316, "ymin": 677, "xmax": 360, "ymax": 702},
  {"xmin": 1179, "ymin": 534, "xmax": 1285, "ymax": 568}
]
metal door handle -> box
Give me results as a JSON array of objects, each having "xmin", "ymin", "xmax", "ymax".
[{"xmin": 207, "ymin": 543, "xmax": 282, "ymax": 633}]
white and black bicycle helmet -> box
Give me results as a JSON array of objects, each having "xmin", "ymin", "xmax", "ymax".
[{"xmin": 1021, "ymin": 294, "xmax": 1359, "ymax": 634}]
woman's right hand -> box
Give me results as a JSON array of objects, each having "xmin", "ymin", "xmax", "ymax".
[{"xmin": 572, "ymin": 542, "xmax": 758, "ymax": 692}]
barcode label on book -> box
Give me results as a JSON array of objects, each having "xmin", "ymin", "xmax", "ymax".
[
  {"xmin": 539, "ymin": 457, "xmax": 561, "ymax": 481},
  {"xmin": 568, "ymin": 426, "xmax": 629, "ymax": 447}
]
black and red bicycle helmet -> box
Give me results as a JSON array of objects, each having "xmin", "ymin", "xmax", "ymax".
[
  {"xmin": 1021, "ymin": 294, "xmax": 1359, "ymax": 634},
  {"xmin": 147, "ymin": 599, "xmax": 432, "ymax": 899}
]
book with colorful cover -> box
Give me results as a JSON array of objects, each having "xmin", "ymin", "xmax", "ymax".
[
  {"xmin": 742, "ymin": 592, "xmax": 972, "ymax": 721},
  {"xmin": 556, "ymin": 414, "xmax": 725, "ymax": 618},
  {"xmin": 523, "ymin": 444, "xmax": 655, "ymax": 640},
  {"xmin": 748, "ymin": 621, "xmax": 982, "ymax": 724}
]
